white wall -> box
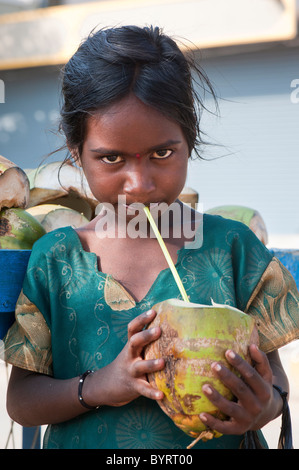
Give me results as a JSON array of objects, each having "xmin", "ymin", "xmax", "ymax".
[{"xmin": 187, "ymin": 45, "xmax": 299, "ymax": 246}]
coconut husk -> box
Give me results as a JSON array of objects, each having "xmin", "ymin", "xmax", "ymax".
[
  {"xmin": 178, "ymin": 187, "xmax": 198, "ymax": 209},
  {"xmin": 26, "ymin": 161, "xmax": 99, "ymax": 219},
  {"xmin": 0, "ymin": 155, "xmax": 30, "ymax": 210},
  {"xmin": 26, "ymin": 204, "xmax": 89, "ymax": 232}
]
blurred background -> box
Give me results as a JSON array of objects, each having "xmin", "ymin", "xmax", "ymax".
[{"xmin": 0, "ymin": 0, "xmax": 298, "ymax": 449}]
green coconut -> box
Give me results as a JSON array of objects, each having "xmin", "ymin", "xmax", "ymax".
[
  {"xmin": 144, "ymin": 298, "xmax": 258, "ymax": 446},
  {"xmin": 0, "ymin": 208, "xmax": 46, "ymax": 249},
  {"xmin": 206, "ymin": 205, "xmax": 268, "ymax": 245}
]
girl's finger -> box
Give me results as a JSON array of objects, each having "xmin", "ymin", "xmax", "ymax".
[
  {"xmin": 134, "ymin": 379, "xmax": 164, "ymax": 401},
  {"xmin": 199, "ymin": 410, "xmax": 243, "ymax": 436},
  {"xmin": 202, "ymin": 383, "xmax": 245, "ymax": 422},
  {"xmin": 248, "ymin": 344, "xmax": 273, "ymax": 384},
  {"xmin": 127, "ymin": 309, "xmax": 157, "ymax": 339},
  {"xmin": 209, "ymin": 357, "xmax": 256, "ymax": 406},
  {"xmin": 128, "ymin": 325, "xmax": 161, "ymax": 357},
  {"xmin": 200, "ymin": 385, "xmax": 252, "ymax": 435},
  {"xmin": 131, "ymin": 357, "xmax": 165, "ymax": 378},
  {"xmin": 223, "ymin": 349, "xmax": 270, "ymax": 398}
]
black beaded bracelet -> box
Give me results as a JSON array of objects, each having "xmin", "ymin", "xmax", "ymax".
[{"xmin": 78, "ymin": 370, "xmax": 100, "ymax": 410}]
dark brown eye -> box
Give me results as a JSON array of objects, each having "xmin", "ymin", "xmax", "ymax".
[
  {"xmin": 101, "ymin": 155, "xmax": 123, "ymax": 164},
  {"xmin": 153, "ymin": 149, "xmax": 172, "ymax": 159}
]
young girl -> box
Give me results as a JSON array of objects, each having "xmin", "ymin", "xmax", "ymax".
[{"xmin": 3, "ymin": 25, "xmax": 299, "ymax": 449}]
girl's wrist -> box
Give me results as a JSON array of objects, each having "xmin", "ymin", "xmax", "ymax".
[
  {"xmin": 78, "ymin": 369, "xmax": 103, "ymax": 409},
  {"xmin": 251, "ymin": 384, "xmax": 285, "ymax": 431},
  {"xmin": 263, "ymin": 384, "xmax": 285, "ymax": 425},
  {"xmin": 272, "ymin": 384, "xmax": 287, "ymax": 419},
  {"xmin": 78, "ymin": 370, "xmax": 100, "ymax": 410}
]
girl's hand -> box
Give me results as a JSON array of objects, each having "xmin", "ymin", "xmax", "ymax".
[
  {"xmin": 85, "ymin": 309, "xmax": 165, "ymax": 408},
  {"xmin": 199, "ymin": 344, "xmax": 280, "ymax": 435}
]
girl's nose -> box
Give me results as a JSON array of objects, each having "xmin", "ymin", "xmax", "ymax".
[{"xmin": 123, "ymin": 162, "xmax": 156, "ymax": 199}]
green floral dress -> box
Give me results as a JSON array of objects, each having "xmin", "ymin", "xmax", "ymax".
[{"xmin": 2, "ymin": 214, "xmax": 299, "ymax": 449}]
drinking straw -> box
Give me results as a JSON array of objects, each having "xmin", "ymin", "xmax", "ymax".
[{"xmin": 144, "ymin": 207, "xmax": 189, "ymax": 303}]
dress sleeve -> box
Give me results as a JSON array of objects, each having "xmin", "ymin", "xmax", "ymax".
[
  {"xmin": 225, "ymin": 217, "xmax": 299, "ymax": 353},
  {"xmin": 244, "ymin": 256, "xmax": 299, "ymax": 353},
  {"xmin": 0, "ymin": 238, "xmax": 53, "ymax": 375},
  {"xmin": 2, "ymin": 289, "xmax": 52, "ymax": 375}
]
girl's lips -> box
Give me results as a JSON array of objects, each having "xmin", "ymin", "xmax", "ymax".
[
  {"xmin": 122, "ymin": 202, "xmax": 162, "ymax": 215},
  {"xmin": 124, "ymin": 202, "xmax": 160, "ymax": 209}
]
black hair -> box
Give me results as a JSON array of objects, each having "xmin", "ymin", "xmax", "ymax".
[{"xmin": 59, "ymin": 24, "xmax": 217, "ymax": 161}]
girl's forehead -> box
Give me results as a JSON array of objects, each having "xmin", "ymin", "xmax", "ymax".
[
  {"xmin": 90, "ymin": 95, "xmax": 166, "ymax": 126},
  {"xmin": 85, "ymin": 95, "xmax": 186, "ymax": 150}
]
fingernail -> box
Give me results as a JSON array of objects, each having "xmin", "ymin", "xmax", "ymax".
[
  {"xmin": 212, "ymin": 362, "xmax": 221, "ymax": 372},
  {"xmin": 146, "ymin": 309, "xmax": 154, "ymax": 316},
  {"xmin": 152, "ymin": 327, "xmax": 160, "ymax": 335},
  {"xmin": 200, "ymin": 413, "xmax": 208, "ymax": 422},
  {"xmin": 227, "ymin": 350, "xmax": 235, "ymax": 359},
  {"xmin": 202, "ymin": 384, "xmax": 213, "ymax": 395}
]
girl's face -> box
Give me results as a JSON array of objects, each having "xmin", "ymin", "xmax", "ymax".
[{"xmin": 79, "ymin": 94, "xmax": 189, "ymax": 216}]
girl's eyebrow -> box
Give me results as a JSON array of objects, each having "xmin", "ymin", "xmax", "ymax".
[{"xmin": 89, "ymin": 139, "xmax": 182, "ymax": 155}]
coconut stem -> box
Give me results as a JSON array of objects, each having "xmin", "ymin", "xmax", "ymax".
[
  {"xmin": 144, "ymin": 207, "xmax": 189, "ymax": 302},
  {"xmin": 186, "ymin": 430, "xmax": 215, "ymax": 449}
]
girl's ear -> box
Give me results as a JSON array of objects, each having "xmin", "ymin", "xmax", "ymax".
[{"xmin": 68, "ymin": 146, "xmax": 81, "ymax": 167}]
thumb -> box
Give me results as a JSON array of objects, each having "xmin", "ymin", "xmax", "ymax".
[{"xmin": 249, "ymin": 344, "xmax": 272, "ymax": 384}]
